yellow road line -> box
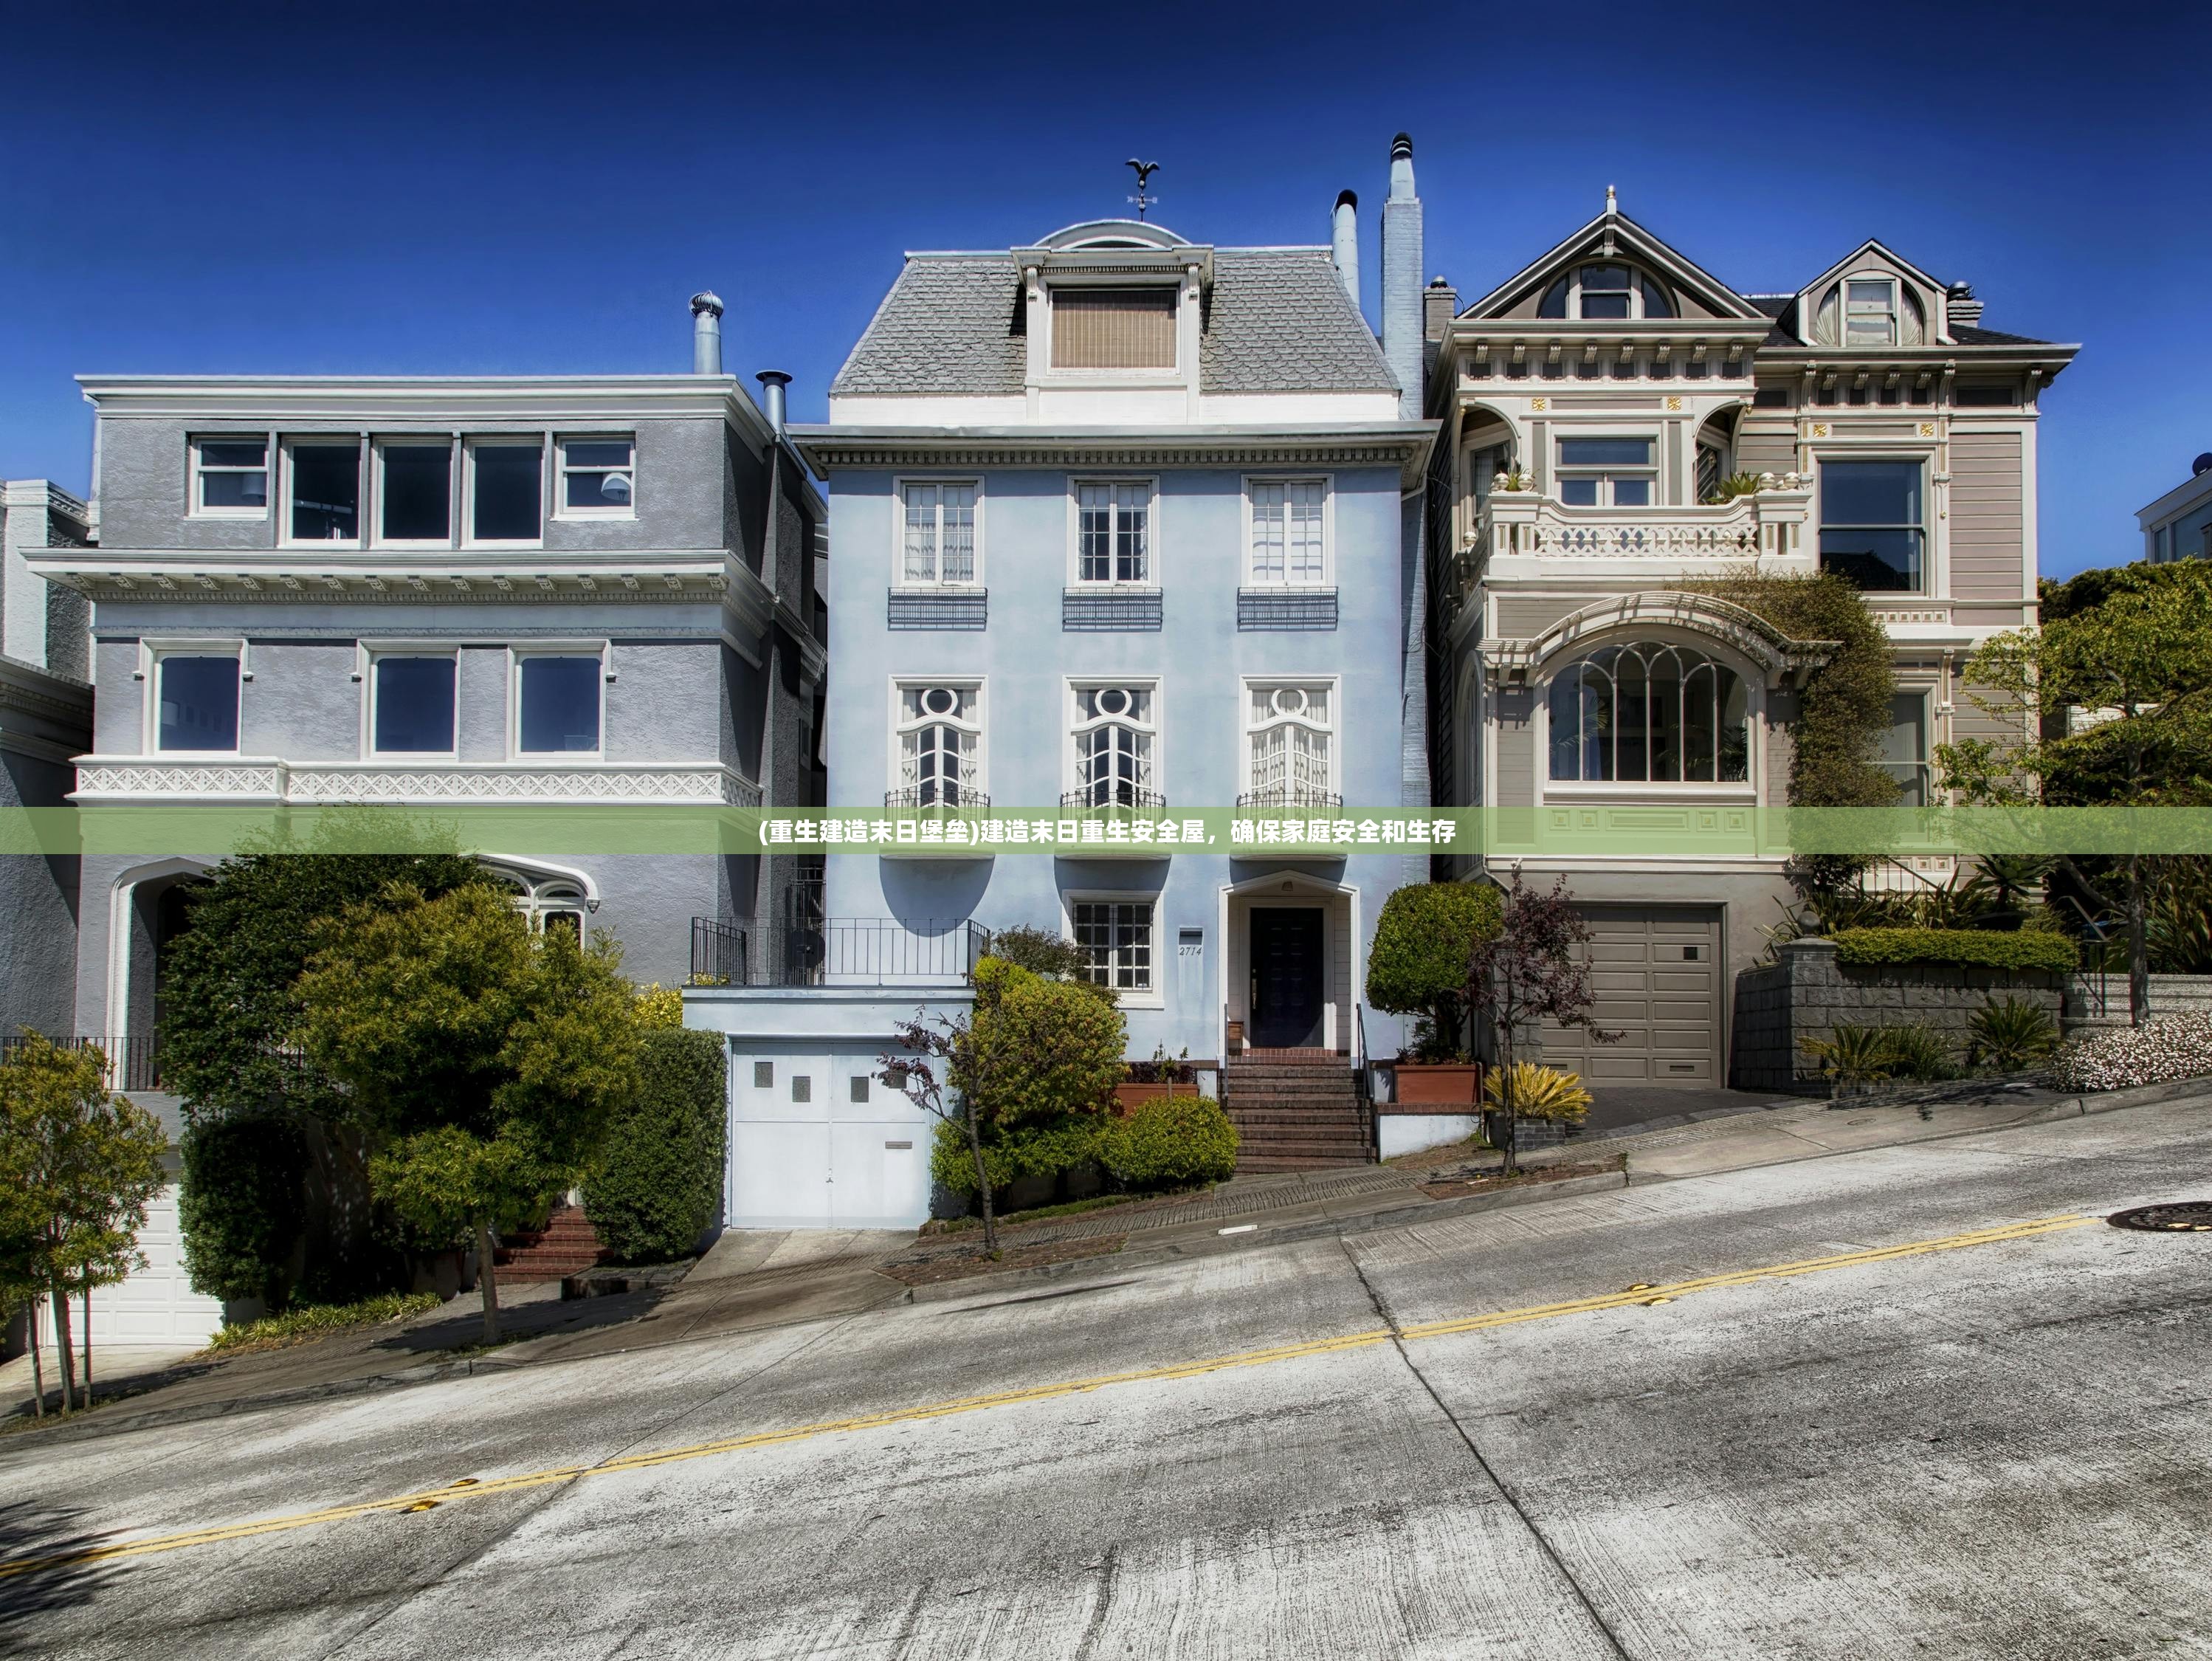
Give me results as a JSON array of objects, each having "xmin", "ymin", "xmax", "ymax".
[{"xmin": 0, "ymin": 1211, "xmax": 2093, "ymax": 1581}]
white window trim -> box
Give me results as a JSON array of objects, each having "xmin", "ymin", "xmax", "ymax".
[
  {"xmin": 139, "ymin": 637, "xmax": 249, "ymax": 756},
  {"xmin": 1042, "ymin": 280, "xmax": 1184, "ymax": 382},
  {"xmin": 891, "ymin": 476, "xmax": 985, "ymax": 590},
  {"xmin": 187, "ymin": 436, "xmax": 271, "ymax": 520},
  {"xmin": 1534, "ymin": 638, "xmax": 1763, "ymax": 799},
  {"xmin": 887, "ymin": 675, "xmax": 988, "ymax": 801},
  {"xmin": 1814, "ymin": 448, "xmax": 1935, "ymax": 597},
  {"xmin": 464, "ymin": 437, "xmax": 548, "ymax": 550},
  {"xmin": 356, "ymin": 640, "xmax": 461, "ymax": 760},
  {"xmin": 278, "ymin": 438, "xmax": 365, "ymax": 549},
  {"xmin": 1065, "ymin": 475, "xmax": 1160, "ymax": 588},
  {"xmin": 1554, "ymin": 430, "xmax": 1660, "ymax": 508},
  {"xmin": 1844, "ymin": 275, "xmax": 1901, "ymax": 348},
  {"xmin": 1241, "ymin": 675, "xmax": 1340, "ymax": 801},
  {"xmin": 1064, "ymin": 677, "xmax": 1163, "ymax": 803},
  {"xmin": 553, "ymin": 433, "xmax": 638, "ymax": 523},
  {"xmin": 1241, "ymin": 475, "xmax": 1334, "ymax": 588},
  {"xmin": 1064, "ymin": 889, "xmax": 1165, "ymax": 1008},
  {"xmin": 369, "ymin": 438, "xmax": 458, "ymax": 551},
  {"xmin": 509, "ymin": 641, "xmax": 610, "ymax": 760},
  {"xmin": 1555, "ymin": 263, "xmax": 1670, "ymax": 321}
]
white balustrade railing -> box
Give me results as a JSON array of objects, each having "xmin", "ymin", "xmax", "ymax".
[{"xmin": 71, "ymin": 757, "xmax": 762, "ymax": 808}]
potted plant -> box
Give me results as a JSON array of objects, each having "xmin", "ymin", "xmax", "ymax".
[
  {"xmin": 1114, "ymin": 1045, "xmax": 1198, "ymax": 1113},
  {"xmin": 1364, "ymin": 881, "xmax": 1503, "ymax": 1104}
]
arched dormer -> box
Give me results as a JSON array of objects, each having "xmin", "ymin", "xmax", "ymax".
[
  {"xmin": 1537, "ymin": 261, "xmax": 1677, "ymax": 320},
  {"xmin": 1795, "ymin": 241, "xmax": 1946, "ymax": 348}
]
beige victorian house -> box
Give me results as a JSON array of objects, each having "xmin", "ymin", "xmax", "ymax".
[{"xmin": 1424, "ymin": 191, "xmax": 2075, "ymax": 1088}]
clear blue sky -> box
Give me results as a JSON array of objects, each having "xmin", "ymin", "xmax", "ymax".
[{"xmin": 1, "ymin": 1, "xmax": 2202, "ymax": 578}]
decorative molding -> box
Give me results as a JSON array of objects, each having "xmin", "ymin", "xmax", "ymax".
[
  {"xmin": 71, "ymin": 757, "xmax": 762, "ymax": 808},
  {"xmin": 797, "ymin": 423, "xmax": 1439, "ymax": 487},
  {"xmin": 0, "ymin": 656, "xmax": 95, "ymax": 727},
  {"xmin": 1482, "ymin": 591, "xmax": 1836, "ymax": 684}
]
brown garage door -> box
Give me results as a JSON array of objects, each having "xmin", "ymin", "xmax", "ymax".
[{"xmin": 1538, "ymin": 907, "xmax": 1721, "ymax": 1085}]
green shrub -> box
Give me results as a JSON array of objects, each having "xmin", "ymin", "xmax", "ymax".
[
  {"xmin": 1365, "ymin": 882, "xmax": 1504, "ymax": 1059},
  {"xmin": 1830, "ymin": 928, "xmax": 2078, "ymax": 973},
  {"xmin": 929, "ymin": 1115, "xmax": 1109, "ymax": 1197},
  {"xmin": 583, "ymin": 1028, "xmax": 726, "ymax": 1264},
  {"xmin": 1100, "ymin": 1095, "xmax": 1238, "ymax": 1189},
  {"xmin": 1968, "ymin": 997, "xmax": 2061, "ymax": 1071},
  {"xmin": 981, "ymin": 927, "xmax": 1092, "ymax": 983},
  {"xmin": 204, "ymin": 1290, "xmax": 441, "ymax": 1354},
  {"xmin": 1798, "ymin": 1023, "xmax": 1899, "ymax": 1096},
  {"xmin": 962, "ymin": 958, "xmax": 1125, "ymax": 1123},
  {"xmin": 179, "ymin": 1113, "xmax": 309, "ymax": 1308},
  {"xmin": 1882, "ymin": 1023, "xmax": 1957, "ymax": 1082}
]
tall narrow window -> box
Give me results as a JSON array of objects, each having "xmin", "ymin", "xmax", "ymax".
[
  {"xmin": 371, "ymin": 655, "xmax": 458, "ymax": 754},
  {"xmin": 1547, "ymin": 644, "xmax": 1748, "ymax": 784},
  {"xmin": 900, "ymin": 482, "xmax": 978, "ymax": 585},
  {"xmin": 1844, "ymin": 278, "xmax": 1898, "ymax": 346},
  {"xmin": 1244, "ymin": 682, "xmax": 1336, "ymax": 808},
  {"xmin": 1879, "ymin": 691, "xmax": 1930, "ymax": 807},
  {"xmin": 1051, "ymin": 288, "xmax": 1176, "ymax": 370},
  {"xmin": 1556, "ymin": 437, "xmax": 1655, "ymax": 507},
  {"xmin": 1076, "ymin": 481, "xmax": 1151, "ymax": 584},
  {"xmin": 379, "ymin": 443, "xmax": 452, "ymax": 544},
  {"xmin": 1069, "ymin": 684, "xmax": 1159, "ymax": 808},
  {"xmin": 470, "ymin": 441, "xmax": 543, "ymax": 543},
  {"xmin": 1819, "ymin": 460, "xmax": 1924, "ymax": 591},
  {"xmin": 288, "ymin": 441, "xmax": 361, "ymax": 542},
  {"xmin": 156, "ymin": 653, "xmax": 241, "ymax": 752},
  {"xmin": 1250, "ymin": 481, "xmax": 1327, "ymax": 585},
  {"xmin": 559, "ymin": 437, "xmax": 635, "ymax": 517},
  {"xmin": 516, "ymin": 653, "xmax": 602, "ymax": 754},
  {"xmin": 191, "ymin": 439, "xmax": 268, "ymax": 516},
  {"xmin": 1073, "ymin": 900, "xmax": 1154, "ymax": 992},
  {"xmin": 895, "ymin": 683, "xmax": 982, "ymax": 807}
]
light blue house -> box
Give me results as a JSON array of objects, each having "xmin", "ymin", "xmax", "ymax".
[{"xmin": 687, "ymin": 139, "xmax": 1444, "ymax": 1227}]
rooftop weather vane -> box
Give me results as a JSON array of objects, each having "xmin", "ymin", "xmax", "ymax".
[{"xmin": 1126, "ymin": 159, "xmax": 1160, "ymax": 221}]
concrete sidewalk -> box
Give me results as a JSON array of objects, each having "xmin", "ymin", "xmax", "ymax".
[{"xmin": 10, "ymin": 1072, "xmax": 2202, "ymax": 1443}]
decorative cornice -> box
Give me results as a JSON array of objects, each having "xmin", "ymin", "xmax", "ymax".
[
  {"xmin": 795, "ymin": 422, "xmax": 1439, "ymax": 486},
  {"xmin": 1481, "ymin": 592, "xmax": 1836, "ymax": 684},
  {"xmin": 0, "ymin": 654, "xmax": 95, "ymax": 728},
  {"xmin": 71, "ymin": 757, "xmax": 763, "ymax": 808}
]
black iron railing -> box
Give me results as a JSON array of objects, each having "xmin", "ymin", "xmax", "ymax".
[
  {"xmin": 1236, "ymin": 787, "xmax": 1344, "ymax": 811},
  {"xmin": 1061, "ymin": 785, "xmax": 1168, "ymax": 811},
  {"xmin": 687, "ymin": 917, "xmax": 748, "ymax": 987},
  {"xmin": 779, "ymin": 918, "xmax": 993, "ymax": 987},
  {"xmin": 883, "ymin": 786, "xmax": 991, "ymax": 811},
  {"xmin": 0, "ymin": 1034, "xmax": 168, "ymax": 1093}
]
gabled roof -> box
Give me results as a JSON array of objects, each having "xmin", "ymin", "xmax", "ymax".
[
  {"xmin": 1794, "ymin": 238, "xmax": 1947, "ymax": 308},
  {"xmin": 1456, "ymin": 193, "xmax": 1769, "ymax": 324},
  {"xmin": 828, "ymin": 247, "xmax": 1396, "ymax": 399}
]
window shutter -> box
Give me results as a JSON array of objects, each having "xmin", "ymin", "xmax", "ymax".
[{"xmin": 1052, "ymin": 289, "xmax": 1177, "ymax": 370}]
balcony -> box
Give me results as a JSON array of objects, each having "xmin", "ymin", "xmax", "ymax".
[
  {"xmin": 883, "ymin": 785, "xmax": 991, "ymax": 811},
  {"xmin": 1060, "ymin": 785, "xmax": 1168, "ymax": 812},
  {"xmin": 779, "ymin": 917, "xmax": 993, "ymax": 987},
  {"xmin": 1236, "ymin": 787, "xmax": 1343, "ymax": 811},
  {"xmin": 687, "ymin": 917, "xmax": 748, "ymax": 987},
  {"xmin": 71, "ymin": 757, "xmax": 763, "ymax": 808}
]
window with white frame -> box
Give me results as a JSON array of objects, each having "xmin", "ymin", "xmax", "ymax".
[
  {"xmin": 190, "ymin": 438, "xmax": 268, "ymax": 517},
  {"xmin": 894, "ymin": 682, "xmax": 982, "ymax": 807},
  {"xmin": 1075, "ymin": 481, "xmax": 1151, "ymax": 584},
  {"xmin": 1072, "ymin": 898, "xmax": 1155, "ymax": 994},
  {"xmin": 1244, "ymin": 681, "xmax": 1336, "ymax": 808},
  {"xmin": 1069, "ymin": 683, "xmax": 1159, "ymax": 808},
  {"xmin": 1556, "ymin": 436, "xmax": 1655, "ymax": 507},
  {"xmin": 285, "ymin": 440, "xmax": 362, "ymax": 543},
  {"xmin": 1537, "ymin": 263, "xmax": 1676, "ymax": 321},
  {"xmin": 375, "ymin": 441, "xmax": 452, "ymax": 546},
  {"xmin": 900, "ymin": 481, "xmax": 979, "ymax": 586},
  {"xmin": 152, "ymin": 647, "xmax": 242, "ymax": 753},
  {"xmin": 1547, "ymin": 643, "xmax": 1749, "ymax": 783},
  {"xmin": 514, "ymin": 649, "xmax": 603, "ymax": 755},
  {"xmin": 1844, "ymin": 278, "xmax": 1898, "ymax": 347},
  {"xmin": 486, "ymin": 866, "xmax": 590, "ymax": 939},
  {"xmin": 468, "ymin": 439, "xmax": 545, "ymax": 544},
  {"xmin": 558, "ymin": 436, "xmax": 635, "ymax": 517},
  {"xmin": 1248, "ymin": 480, "xmax": 1327, "ymax": 585},
  {"xmin": 368, "ymin": 651, "xmax": 458, "ymax": 755}
]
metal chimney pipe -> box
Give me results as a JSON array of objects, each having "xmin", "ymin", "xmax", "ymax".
[
  {"xmin": 1331, "ymin": 190, "xmax": 1360, "ymax": 307},
  {"xmin": 756, "ymin": 370, "xmax": 791, "ymax": 436},
  {"xmin": 690, "ymin": 291, "xmax": 724, "ymax": 374}
]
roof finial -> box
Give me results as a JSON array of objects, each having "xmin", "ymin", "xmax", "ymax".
[
  {"xmin": 1126, "ymin": 159, "xmax": 1160, "ymax": 221},
  {"xmin": 1605, "ymin": 183, "xmax": 1617, "ymax": 214}
]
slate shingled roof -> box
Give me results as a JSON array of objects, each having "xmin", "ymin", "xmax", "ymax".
[{"xmin": 829, "ymin": 247, "xmax": 1396, "ymax": 398}]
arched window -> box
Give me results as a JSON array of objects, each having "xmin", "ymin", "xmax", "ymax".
[
  {"xmin": 1548, "ymin": 644, "xmax": 1749, "ymax": 783},
  {"xmin": 480, "ymin": 862, "xmax": 597, "ymax": 939},
  {"xmin": 1070, "ymin": 683, "xmax": 1160, "ymax": 808},
  {"xmin": 1537, "ymin": 264, "xmax": 1676, "ymax": 320}
]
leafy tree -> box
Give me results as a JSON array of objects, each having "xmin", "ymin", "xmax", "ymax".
[
  {"xmin": 982, "ymin": 925, "xmax": 1093, "ymax": 983},
  {"xmin": 882, "ymin": 956, "xmax": 1125, "ymax": 1254},
  {"xmin": 584, "ymin": 1028, "xmax": 726, "ymax": 1263},
  {"xmin": 294, "ymin": 885, "xmax": 641, "ymax": 1341},
  {"xmin": 0, "ymin": 1036, "xmax": 167, "ymax": 1414},
  {"xmin": 1466, "ymin": 873, "xmax": 1617, "ymax": 1172},
  {"xmin": 1939, "ymin": 557, "xmax": 2212, "ymax": 1023},
  {"xmin": 178, "ymin": 1112, "xmax": 309, "ymax": 1309},
  {"xmin": 1365, "ymin": 881, "xmax": 1503, "ymax": 1059}
]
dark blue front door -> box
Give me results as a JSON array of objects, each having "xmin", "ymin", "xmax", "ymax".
[{"xmin": 1249, "ymin": 907, "xmax": 1324, "ymax": 1048}]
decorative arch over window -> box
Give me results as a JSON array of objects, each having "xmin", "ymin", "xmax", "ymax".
[
  {"xmin": 1548, "ymin": 643, "xmax": 1749, "ymax": 783},
  {"xmin": 1813, "ymin": 275, "xmax": 1926, "ymax": 347},
  {"xmin": 1538, "ymin": 263, "xmax": 1676, "ymax": 320},
  {"xmin": 480, "ymin": 857, "xmax": 599, "ymax": 938}
]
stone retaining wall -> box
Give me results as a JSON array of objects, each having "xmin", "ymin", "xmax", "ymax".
[
  {"xmin": 1732, "ymin": 938, "xmax": 2065, "ymax": 1094},
  {"xmin": 2064, "ymin": 973, "xmax": 2212, "ymax": 1027}
]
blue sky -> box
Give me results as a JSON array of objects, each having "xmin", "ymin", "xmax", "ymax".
[{"xmin": 1, "ymin": 1, "xmax": 2202, "ymax": 578}]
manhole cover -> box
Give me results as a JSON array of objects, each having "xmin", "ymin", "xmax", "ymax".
[{"xmin": 2107, "ymin": 1202, "xmax": 2212, "ymax": 1233}]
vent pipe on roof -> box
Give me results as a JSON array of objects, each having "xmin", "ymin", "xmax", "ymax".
[
  {"xmin": 1332, "ymin": 190, "xmax": 1360, "ymax": 308},
  {"xmin": 691, "ymin": 291, "xmax": 725, "ymax": 374},
  {"xmin": 756, "ymin": 371, "xmax": 790, "ymax": 436}
]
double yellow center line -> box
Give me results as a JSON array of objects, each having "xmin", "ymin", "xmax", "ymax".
[{"xmin": 0, "ymin": 1211, "xmax": 2092, "ymax": 1581}]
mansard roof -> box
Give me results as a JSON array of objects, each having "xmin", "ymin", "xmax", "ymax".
[{"xmin": 828, "ymin": 246, "xmax": 1396, "ymax": 397}]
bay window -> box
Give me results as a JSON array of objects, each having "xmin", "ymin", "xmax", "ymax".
[{"xmin": 1548, "ymin": 644, "xmax": 1749, "ymax": 784}]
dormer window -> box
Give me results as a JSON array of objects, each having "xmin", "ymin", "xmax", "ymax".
[
  {"xmin": 1845, "ymin": 278, "xmax": 1898, "ymax": 346},
  {"xmin": 1051, "ymin": 287, "xmax": 1176, "ymax": 370},
  {"xmin": 1538, "ymin": 264, "xmax": 1675, "ymax": 321}
]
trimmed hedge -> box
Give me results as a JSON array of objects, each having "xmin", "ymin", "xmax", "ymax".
[
  {"xmin": 929, "ymin": 1115, "xmax": 1105, "ymax": 1197},
  {"xmin": 1101, "ymin": 1096, "xmax": 1239, "ymax": 1189},
  {"xmin": 179, "ymin": 1113, "xmax": 309, "ymax": 1308},
  {"xmin": 584, "ymin": 1028, "xmax": 726, "ymax": 1264},
  {"xmin": 1830, "ymin": 927, "xmax": 2078, "ymax": 974},
  {"xmin": 1365, "ymin": 882, "xmax": 1503, "ymax": 1017}
]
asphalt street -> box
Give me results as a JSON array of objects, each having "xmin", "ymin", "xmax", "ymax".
[{"xmin": 4, "ymin": 1098, "xmax": 2209, "ymax": 1660}]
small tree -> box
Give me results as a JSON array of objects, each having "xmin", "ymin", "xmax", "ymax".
[
  {"xmin": 881, "ymin": 957, "xmax": 1125, "ymax": 1254},
  {"xmin": 1365, "ymin": 882, "xmax": 1503, "ymax": 1059},
  {"xmin": 1466, "ymin": 873, "xmax": 1618, "ymax": 1173},
  {"xmin": 0, "ymin": 1036, "xmax": 167, "ymax": 1413},
  {"xmin": 294, "ymin": 886, "xmax": 641, "ymax": 1341}
]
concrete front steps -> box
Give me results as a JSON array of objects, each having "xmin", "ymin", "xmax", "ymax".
[
  {"xmin": 494, "ymin": 1203, "xmax": 607, "ymax": 1285},
  {"xmin": 1222, "ymin": 1055, "xmax": 1374, "ymax": 1173}
]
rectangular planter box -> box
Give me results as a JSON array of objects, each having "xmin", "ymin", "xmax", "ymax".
[{"xmin": 1393, "ymin": 1062, "xmax": 1482, "ymax": 1107}]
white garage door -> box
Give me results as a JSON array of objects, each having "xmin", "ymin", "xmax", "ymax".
[
  {"xmin": 728, "ymin": 1049, "xmax": 932, "ymax": 1230},
  {"xmin": 83, "ymin": 1182, "xmax": 225, "ymax": 1347},
  {"xmin": 1540, "ymin": 907, "xmax": 1722, "ymax": 1086}
]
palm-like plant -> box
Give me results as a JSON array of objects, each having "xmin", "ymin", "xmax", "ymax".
[
  {"xmin": 1798, "ymin": 1023, "xmax": 1899, "ymax": 1099},
  {"xmin": 1701, "ymin": 472, "xmax": 1765, "ymax": 506},
  {"xmin": 1883, "ymin": 1023, "xmax": 1957, "ymax": 1082},
  {"xmin": 1482, "ymin": 1061, "xmax": 1592, "ymax": 1124},
  {"xmin": 1967, "ymin": 997, "xmax": 2061, "ymax": 1072}
]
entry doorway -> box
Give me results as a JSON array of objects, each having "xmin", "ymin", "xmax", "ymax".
[{"xmin": 1247, "ymin": 907, "xmax": 1325, "ymax": 1048}]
